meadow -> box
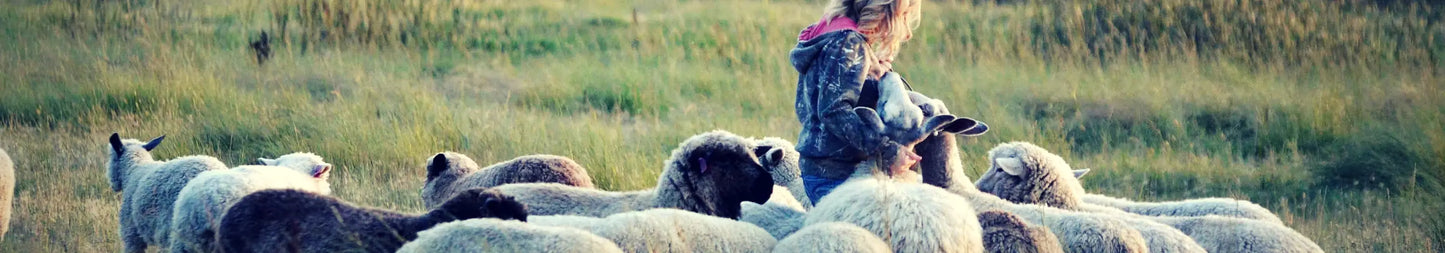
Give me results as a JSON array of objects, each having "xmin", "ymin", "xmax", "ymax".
[{"xmin": 0, "ymin": 0, "xmax": 1442, "ymax": 251}]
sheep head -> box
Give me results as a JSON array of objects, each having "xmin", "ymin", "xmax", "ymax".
[{"xmin": 437, "ymin": 188, "xmax": 528, "ymax": 222}]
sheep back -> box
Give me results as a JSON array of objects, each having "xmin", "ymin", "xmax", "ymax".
[
  {"xmin": 398, "ymin": 219, "xmax": 623, "ymax": 253},
  {"xmin": 422, "ymin": 152, "xmax": 595, "ymax": 208},
  {"xmin": 806, "ymin": 178, "xmax": 985, "ymax": 253},
  {"xmin": 773, "ymin": 222, "xmax": 891, "ymax": 253}
]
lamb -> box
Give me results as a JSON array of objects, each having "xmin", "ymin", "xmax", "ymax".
[
  {"xmin": 105, "ymin": 133, "xmax": 229, "ymax": 253},
  {"xmin": 752, "ymin": 137, "xmax": 811, "ymax": 209},
  {"xmin": 0, "ymin": 148, "xmax": 13, "ymax": 241},
  {"xmin": 168, "ymin": 152, "xmax": 334, "ymax": 253},
  {"xmin": 772, "ymin": 222, "xmax": 891, "ymax": 253},
  {"xmin": 217, "ymin": 188, "xmax": 527, "ymax": 253},
  {"xmin": 490, "ymin": 130, "xmax": 774, "ymax": 219},
  {"xmin": 913, "ymin": 133, "xmax": 1150, "ymax": 253},
  {"xmin": 973, "ymin": 141, "xmax": 1323, "ymax": 253},
  {"xmin": 977, "ymin": 211, "xmax": 1063, "ymax": 253},
  {"xmin": 421, "ymin": 152, "xmax": 595, "ymax": 208},
  {"xmin": 805, "ymin": 175, "xmax": 985, "ymax": 253},
  {"xmin": 397, "ymin": 218, "xmax": 622, "ymax": 253},
  {"xmin": 528, "ymin": 208, "xmax": 777, "ymax": 252}
]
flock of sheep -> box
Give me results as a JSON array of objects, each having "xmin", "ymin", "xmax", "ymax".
[{"xmin": 69, "ymin": 122, "xmax": 1325, "ymax": 252}]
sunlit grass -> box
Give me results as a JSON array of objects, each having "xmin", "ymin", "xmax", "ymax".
[{"xmin": 0, "ymin": 0, "xmax": 1441, "ymax": 251}]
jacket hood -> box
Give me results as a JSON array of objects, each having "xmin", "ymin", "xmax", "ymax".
[{"xmin": 792, "ymin": 17, "xmax": 860, "ymax": 73}]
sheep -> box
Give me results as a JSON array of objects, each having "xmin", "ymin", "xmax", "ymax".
[
  {"xmin": 168, "ymin": 152, "xmax": 334, "ymax": 253},
  {"xmin": 977, "ymin": 211, "xmax": 1063, "ymax": 253},
  {"xmin": 105, "ymin": 133, "xmax": 229, "ymax": 253},
  {"xmin": 1080, "ymin": 194, "xmax": 1284, "ymax": 225},
  {"xmin": 913, "ymin": 133, "xmax": 1150, "ymax": 253},
  {"xmin": 397, "ymin": 218, "xmax": 623, "ymax": 253},
  {"xmin": 0, "ymin": 148, "xmax": 12, "ymax": 241},
  {"xmin": 752, "ymin": 137, "xmax": 811, "ymax": 209},
  {"xmin": 217, "ymin": 188, "xmax": 527, "ymax": 253},
  {"xmin": 490, "ymin": 130, "xmax": 774, "ymax": 219},
  {"xmin": 974, "ymin": 141, "xmax": 1324, "ymax": 253},
  {"xmin": 739, "ymin": 188, "xmax": 808, "ymax": 239},
  {"xmin": 421, "ymin": 152, "xmax": 595, "ymax": 208},
  {"xmin": 528, "ymin": 208, "xmax": 777, "ymax": 252},
  {"xmin": 804, "ymin": 174, "xmax": 985, "ymax": 253},
  {"xmin": 773, "ymin": 222, "xmax": 891, "ymax": 253}
]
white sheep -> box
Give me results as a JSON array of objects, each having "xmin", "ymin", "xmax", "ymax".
[
  {"xmin": 0, "ymin": 148, "xmax": 13, "ymax": 241},
  {"xmin": 1080, "ymin": 194, "xmax": 1284, "ymax": 225},
  {"xmin": 739, "ymin": 187, "xmax": 808, "ymax": 239},
  {"xmin": 398, "ymin": 218, "xmax": 623, "ymax": 253},
  {"xmin": 421, "ymin": 152, "xmax": 595, "ymax": 208},
  {"xmin": 491, "ymin": 130, "xmax": 774, "ymax": 219},
  {"xmin": 773, "ymin": 222, "xmax": 891, "ymax": 253},
  {"xmin": 974, "ymin": 141, "xmax": 1323, "ymax": 253},
  {"xmin": 105, "ymin": 133, "xmax": 229, "ymax": 253},
  {"xmin": 752, "ymin": 137, "xmax": 811, "ymax": 209},
  {"xmin": 976, "ymin": 210, "xmax": 1062, "ymax": 253},
  {"xmin": 805, "ymin": 174, "xmax": 985, "ymax": 253},
  {"xmin": 168, "ymin": 152, "xmax": 334, "ymax": 253},
  {"xmin": 217, "ymin": 188, "xmax": 527, "ymax": 252},
  {"xmin": 528, "ymin": 208, "xmax": 777, "ymax": 252},
  {"xmin": 914, "ymin": 134, "xmax": 1150, "ymax": 253}
]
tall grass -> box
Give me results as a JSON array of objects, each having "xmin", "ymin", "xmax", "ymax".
[{"xmin": 0, "ymin": 0, "xmax": 1442, "ymax": 251}]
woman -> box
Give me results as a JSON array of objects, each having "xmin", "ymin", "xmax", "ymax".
[{"xmin": 791, "ymin": 0, "xmax": 943, "ymax": 204}]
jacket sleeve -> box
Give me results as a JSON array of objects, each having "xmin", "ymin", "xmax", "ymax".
[{"xmin": 815, "ymin": 34, "xmax": 891, "ymax": 154}]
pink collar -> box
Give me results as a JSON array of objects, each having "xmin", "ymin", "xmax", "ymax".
[{"xmin": 798, "ymin": 16, "xmax": 859, "ymax": 41}]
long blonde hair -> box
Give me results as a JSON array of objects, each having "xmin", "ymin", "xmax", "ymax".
[{"xmin": 821, "ymin": 0, "xmax": 921, "ymax": 74}]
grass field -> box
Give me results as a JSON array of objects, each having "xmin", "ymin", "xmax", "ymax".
[{"xmin": 1, "ymin": 0, "xmax": 1442, "ymax": 251}]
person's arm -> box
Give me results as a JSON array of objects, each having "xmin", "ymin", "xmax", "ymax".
[{"xmin": 815, "ymin": 34, "xmax": 891, "ymax": 154}]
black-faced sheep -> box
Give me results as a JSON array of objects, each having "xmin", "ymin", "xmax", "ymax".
[
  {"xmin": 217, "ymin": 188, "xmax": 526, "ymax": 253},
  {"xmin": 490, "ymin": 130, "xmax": 774, "ymax": 219},
  {"xmin": 106, "ymin": 133, "xmax": 229, "ymax": 253},
  {"xmin": 421, "ymin": 152, "xmax": 594, "ymax": 208}
]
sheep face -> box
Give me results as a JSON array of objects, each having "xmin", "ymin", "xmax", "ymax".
[
  {"xmin": 671, "ymin": 131, "xmax": 775, "ymax": 219},
  {"xmin": 752, "ymin": 137, "xmax": 800, "ymax": 186},
  {"xmin": 105, "ymin": 133, "xmax": 163, "ymax": 192},
  {"xmin": 437, "ymin": 188, "xmax": 528, "ymax": 222},
  {"xmin": 975, "ymin": 142, "xmax": 1087, "ymax": 209}
]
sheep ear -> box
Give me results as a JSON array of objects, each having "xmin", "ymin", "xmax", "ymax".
[
  {"xmin": 311, "ymin": 164, "xmax": 332, "ymax": 178},
  {"xmin": 752, "ymin": 145, "xmax": 773, "ymax": 162},
  {"xmin": 853, "ymin": 107, "xmax": 886, "ymax": 131},
  {"xmin": 942, "ymin": 117, "xmax": 979, "ymax": 134},
  {"xmin": 256, "ymin": 158, "xmax": 277, "ymax": 166},
  {"xmin": 995, "ymin": 157, "xmax": 1024, "ymax": 176},
  {"xmin": 765, "ymin": 148, "xmax": 784, "ymax": 165},
  {"xmin": 1073, "ymin": 169, "xmax": 1090, "ymax": 178},
  {"xmin": 108, "ymin": 133, "xmax": 124, "ymax": 153},
  {"xmin": 922, "ymin": 115, "xmax": 958, "ymax": 135},
  {"xmin": 959, "ymin": 121, "xmax": 989, "ymax": 136},
  {"xmin": 141, "ymin": 135, "xmax": 165, "ymax": 151},
  {"xmin": 426, "ymin": 153, "xmax": 449, "ymax": 180}
]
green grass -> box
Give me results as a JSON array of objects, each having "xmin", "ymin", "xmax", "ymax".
[{"xmin": 1, "ymin": 0, "xmax": 1442, "ymax": 251}]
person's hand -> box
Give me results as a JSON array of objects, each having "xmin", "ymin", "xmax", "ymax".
[{"xmin": 868, "ymin": 57, "xmax": 894, "ymax": 79}]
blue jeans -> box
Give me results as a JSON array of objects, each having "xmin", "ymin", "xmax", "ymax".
[{"xmin": 802, "ymin": 175, "xmax": 848, "ymax": 204}]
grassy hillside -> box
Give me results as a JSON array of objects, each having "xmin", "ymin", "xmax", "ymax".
[{"xmin": 0, "ymin": 0, "xmax": 1441, "ymax": 251}]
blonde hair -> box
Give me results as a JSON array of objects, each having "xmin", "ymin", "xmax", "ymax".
[{"xmin": 821, "ymin": 0, "xmax": 921, "ymax": 73}]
